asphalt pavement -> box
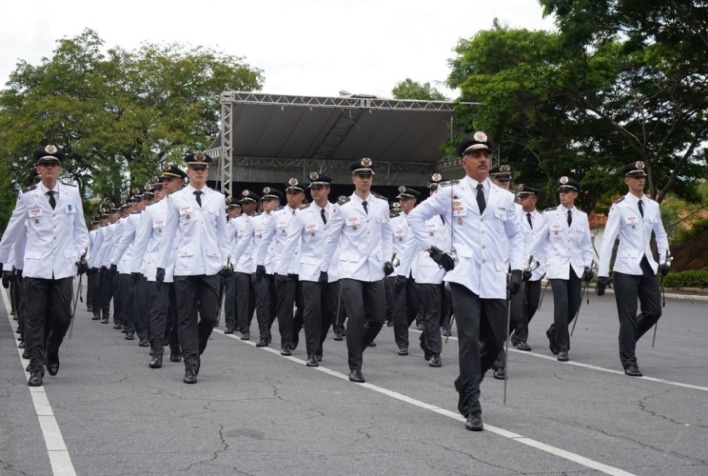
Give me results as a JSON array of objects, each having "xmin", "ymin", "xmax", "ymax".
[{"xmin": 1, "ymin": 281, "xmax": 707, "ymax": 476}]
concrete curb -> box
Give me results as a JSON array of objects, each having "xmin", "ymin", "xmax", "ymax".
[{"xmin": 542, "ymin": 281, "xmax": 708, "ymax": 301}]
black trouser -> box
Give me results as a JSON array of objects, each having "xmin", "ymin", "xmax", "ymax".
[
  {"xmin": 548, "ymin": 268, "xmax": 582, "ymax": 353},
  {"xmin": 330, "ymin": 280, "xmax": 346, "ymax": 335},
  {"xmin": 319, "ymin": 280, "xmax": 337, "ymax": 347},
  {"xmin": 450, "ymin": 283, "xmax": 506, "ymax": 416},
  {"xmin": 511, "ymin": 279, "xmax": 541, "ymax": 344},
  {"xmin": 92, "ymin": 271, "xmax": 101, "ymax": 318},
  {"xmin": 301, "ymin": 280, "xmax": 337, "ymax": 356},
  {"xmin": 112, "ymin": 272, "xmax": 124, "ymax": 325},
  {"xmin": 86, "ymin": 271, "xmax": 96, "ymax": 311},
  {"xmin": 100, "ymin": 269, "xmax": 118, "ymax": 321},
  {"xmin": 223, "ymin": 272, "xmax": 237, "ymax": 330},
  {"xmin": 148, "ymin": 281, "xmax": 179, "ymax": 355},
  {"xmin": 173, "ymin": 275, "xmax": 220, "ymax": 372},
  {"xmin": 12, "ymin": 274, "xmax": 26, "ymax": 341},
  {"xmin": 254, "ymin": 273, "xmax": 277, "ymax": 343},
  {"xmin": 385, "ymin": 277, "xmax": 393, "ymax": 323},
  {"xmin": 419, "ymin": 283, "xmax": 443, "ymax": 355},
  {"xmin": 236, "ymin": 272, "xmax": 256, "ymax": 334},
  {"xmin": 391, "ymin": 276, "xmax": 420, "ymax": 347},
  {"xmin": 275, "ymin": 274, "xmax": 302, "ymax": 350},
  {"xmin": 118, "ymin": 274, "xmax": 134, "ymax": 332},
  {"xmin": 133, "ymin": 275, "xmax": 148, "ymax": 339},
  {"xmin": 340, "ymin": 278, "xmax": 385, "ymax": 371},
  {"xmin": 23, "ymin": 277, "xmax": 73, "ymax": 372},
  {"xmin": 440, "ymin": 286, "xmax": 452, "ymax": 330},
  {"xmin": 613, "ymin": 257, "xmax": 662, "ymax": 369}
]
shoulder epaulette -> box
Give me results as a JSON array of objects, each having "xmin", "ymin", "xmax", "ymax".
[
  {"xmin": 300, "ymin": 203, "xmax": 311, "ymax": 209},
  {"xmin": 544, "ymin": 207, "xmax": 556, "ymax": 213},
  {"xmin": 337, "ymin": 196, "xmax": 351, "ymax": 205},
  {"xmin": 131, "ymin": 211, "xmax": 141, "ymax": 214},
  {"xmin": 503, "ymin": 188, "xmax": 514, "ymax": 194},
  {"xmin": 254, "ymin": 212, "xmax": 262, "ymax": 217},
  {"xmin": 21, "ymin": 185, "xmax": 38, "ymax": 194},
  {"xmin": 439, "ymin": 180, "xmax": 460, "ymax": 188},
  {"xmin": 60, "ymin": 181, "xmax": 77, "ymax": 187},
  {"xmin": 613, "ymin": 196, "xmax": 625, "ymax": 204}
]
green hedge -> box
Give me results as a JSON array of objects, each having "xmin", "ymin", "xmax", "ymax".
[{"xmin": 663, "ymin": 269, "xmax": 708, "ymax": 289}]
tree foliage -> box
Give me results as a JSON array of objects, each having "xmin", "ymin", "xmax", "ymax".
[
  {"xmin": 0, "ymin": 29, "xmax": 264, "ymax": 229},
  {"xmin": 392, "ymin": 78, "xmax": 447, "ymax": 101}
]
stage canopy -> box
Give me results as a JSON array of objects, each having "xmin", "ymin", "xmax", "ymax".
[{"xmin": 205, "ymin": 92, "xmax": 475, "ymax": 197}]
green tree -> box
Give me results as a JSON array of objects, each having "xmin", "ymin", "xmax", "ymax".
[
  {"xmin": 538, "ymin": 0, "xmax": 708, "ymax": 203},
  {"xmin": 0, "ymin": 29, "xmax": 264, "ymax": 229},
  {"xmin": 392, "ymin": 78, "xmax": 447, "ymax": 101}
]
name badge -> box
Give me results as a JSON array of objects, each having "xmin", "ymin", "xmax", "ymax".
[
  {"xmin": 551, "ymin": 223, "xmax": 562, "ymax": 235},
  {"xmin": 29, "ymin": 208, "xmax": 42, "ymax": 218},
  {"xmin": 277, "ymin": 219, "xmax": 288, "ymax": 233},
  {"xmin": 427, "ymin": 223, "xmax": 437, "ymax": 236},
  {"xmin": 65, "ymin": 203, "xmax": 76, "ymax": 214},
  {"xmin": 452, "ymin": 204, "xmax": 466, "ymax": 217},
  {"xmin": 626, "ymin": 216, "xmax": 638, "ymax": 229},
  {"xmin": 180, "ymin": 206, "xmax": 192, "ymax": 216},
  {"xmin": 394, "ymin": 228, "xmax": 406, "ymax": 237},
  {"xmin": 306, "ymin": 223, "xmax": 319, "ymax": 236}
]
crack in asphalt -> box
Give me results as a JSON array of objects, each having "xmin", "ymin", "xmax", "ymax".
[
  {"xmin": 637, "ymin": 394, "xmax": 708, "ymax": 429},
  {"xmin": 435, "ymin": 443, "xmax": 522, "ymax": 473}
]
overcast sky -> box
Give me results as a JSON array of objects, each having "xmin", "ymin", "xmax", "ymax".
[{"xmin": 0, "ymin": 0, "xmax": 555, "ymax": 99}]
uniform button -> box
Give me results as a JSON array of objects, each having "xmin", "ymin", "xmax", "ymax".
[
  {"xmin": 482, "ymin": 259, "xmax": 486, "ymax": 263},
  {"xmin": 480, "ymin": 218, "xmax": 484, "ymax": 222},
  {"xmin": 481, "ymin": 245, "xmax": 486, "ymax": 249}
]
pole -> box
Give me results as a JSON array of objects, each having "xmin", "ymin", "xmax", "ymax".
[
  {"xmin": 503, "ymin": 274, "xmax": 512, "ymax": 405},
  {"xmin": 68, "ymin": 273, "xmax": 84, "ymax": 339}
]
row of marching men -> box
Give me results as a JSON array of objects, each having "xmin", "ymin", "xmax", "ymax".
[{"xmin": 1, "ymin": 138, "xmax": 670, "ymax": 435}]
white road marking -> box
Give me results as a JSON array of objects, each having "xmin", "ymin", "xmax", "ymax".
[
  {"xmin": 215, "ymin": 329, "xmax": 636, "ymax": 476},
  {"xmin": 422, "ymin": 330, "xmax": 708, "ymax": 393},
  {"xmin": 2, "ymin": 288, "xmax": 78, "ymax": 476}
]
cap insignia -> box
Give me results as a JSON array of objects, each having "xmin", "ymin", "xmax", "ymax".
[
  {"xmin": 309, "ymin": 171, "xmax": 319, "ymax": 181},
  {"xmin": 45, "ymin": 145, "xmax": 58, "ymax": 154},
  {"xmin": 431, "ymin": 173, "xmax": 442, "ymax": 182},
  {"xmin": 361, "ymin": 157, "xmax": 372, "ymax": 167},
  {"xmin": 473, "ymin": 131, "xmax": 488, "ymax": 142},
  {"xmin": 559, "ymin": 176, "xmax": 569, "ymax": 185}
]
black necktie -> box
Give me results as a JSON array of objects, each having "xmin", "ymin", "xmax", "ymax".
[
  {"xmin": 476, "ymin": 184, "xmax": 486, "ymax": 214},
  {"xmin": 567, "ymin": 209, "xmax": 572, "ymax": 226},
  {"xmin": 47, "ymin": 190, "xmax": 56, "ymax": 210},
  {"xmin": 638, "ymin": 199, "xmax": 644, "ymax": 218},
  {"xmin": 194, "ymin": 191, "xmax": 202, "ymax": 207},
  {"xmin": 527, "ymin": 212, "xmax": 533, "ymax": 229},
  {"xmin": 362, "ymin": 200, "xmax": 368, "ymax": 215},
  {"xmin": 320, "ymin": 208, "xmax": 327, "ymax": 224},
  {"xmin": 440, "ymin": 215, "xmax": 445, "ymax": 225}
]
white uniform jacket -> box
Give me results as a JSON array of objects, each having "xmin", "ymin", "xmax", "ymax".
[
  {"xmin": 0, "ymin": 182, "xmax": 88, "ymax": 279},
  {"xmin": 407, "ymin": 177, "xmax": 524, "ymax": 299},
  {"xmin": 96, "ymin": 222, "xmax": 118, "ymax": 269},
  {"xmin": 389, "ymin": 213, "xmax": 414, "ymax": 278},
  {"xmin": 231, "ymin": 214, "xmax": 256, "ymax": 274},
  {"xmin": 320, "ymin": 193, "xmax": 393, "ymax": 282},
  {"xmin": 528, "ymin": 205, "xmax": 593, "ymax": 280},
  {"xmin": 269, "ymin": 206, "xmax": 302, "ymax": 276},
  {"xmin": 252, "ymin": 212, "xmax": 276, "ymax": 273},
  {"xmin": 111, "ymin": 213, "xmax": 141, "ymax": 274},
  {"xmin": 279, "ymin": 202, "xmax": 336, "ymax": 282},
  {"xmin": 598, "ymin": 193, "xmax": 669, "ymax": 277},
  {"xmin": 518, "ymin": 207, "xmax": 545, "ymax": 281},
  {"xmin": 87, "ymin": 225, "xmax": 105, "ymax": 268},
  {"xmin": 132, "ymin": 199, "xmax": 175, "ymax": 282},
  {"xmin": 157, "ymin": 185, "xmax": 229, "ymax": 276}
]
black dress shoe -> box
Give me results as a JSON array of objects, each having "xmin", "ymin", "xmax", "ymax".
[
  {"xmin": 113, "ymin": 321, "xmax": 122, "ymax": 329},
  {"xmin": 397, "ymin": 344, "xmax": 409, "ymax": 356},
  {"xmin": 92, "ymin": 315, "xmax": 100, "ymax": 320},
  {"xmin": 557, "ymin": 350, "xmax": 569, "ymax": 362},
  {"xmin": 465, "ymin": 412, "xmax": 483, "ymax": 431},
  {"xmin": 315, "ymin": 354, "xmax": 322, "ymax": 362},
  {"xmin": 138, "ymin": 338, "xmax": 150, "ymax": 347},
  {"xmin": 224, "ymin": 327, "xmax": 234, "ymax": 334},
  {"xmin": 369, "ymin": 341, "xmax": 376, "ymax": 347},
  {"xmin": 385, "ymin": 319, "xmax": 393, "ymax": 327},
  {"xmin": 170, "ymin": 353, "xmax": 182, "ymax": 363},
  {"xmin": 240, "ymin": 332, "xmax": 250, "ymax": 341},
  {"xmin": 333, "ymin": 332, "xmax": 344, "ymax": 341},
  {"xmin": 22, "ymin": 349, "xmax": 29, "ymax": 360},
  {"xmin": 515, "ymin": 341, "xmax": 532, "ymax": 351},
  {"xmin": 183, "ymin": 369, "xmax": 197, "ymax": 384},
  {"xmin": 546, "ymin": 328, "xmax": 559, "ymax": 355},
  {"xmin": 429, "ymin": 353, "xmax": 441, "ymax": 367},
  {"xmin": 18, "ymin": 341, "xmax": 25, "ymax": 349},
  {"xmin": 149, "ymin": 354, "xmax": 163, "ymax": 369},
  {"xmin": 349, "ymin": 369, "xmax": 365, "ymax": 383},
  {"xmin": 420, "ymin": 340, "xmax": 431, "ymax": 361},
  {"xmin": 624, "ymin": 364, "xmax": 643, "ymax": 377},
  {"xmin": 125, "ymin": 331, "xmax": 135, "ymax": 340},
  {"xmin": 281, "ymin": 348, "xmax": 292, "ymax": 356},
  {"xmin": 28, "ymin": 369, "xmax": 44, "ymax": 387},
  {"xmin": 442, "ymin": 328, "xmax": 451, "ymax": 337},
  {"xmin": 101, "ymin": 318, "xmax": 109, "ymax": 324},
  {"xmin": 46, "ymin": 351, "xmax": 60, "ymax": 376},
  {"xmin": 493, "ymin": 367, "xmax": 506, "ymax": 380},
  {"xmin": 256, "ymin": 339, "xmax": 269, "ymax": 347},
  {"xmin": 306, "ymin": 354, "xmax": 319, "ymax": 367}
]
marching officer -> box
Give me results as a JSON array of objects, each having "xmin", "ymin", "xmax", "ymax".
[
  {"xmin": 156, "ymin": 152, "xmax": 230, "ymax": 384},
  {"xmin": 596, "ymin": 161, "xmax": 670, "ymax": 377},
  {"xmin": 319, "ymin": 158, "xmax": 394, "ymax": 383},
  {"xmin": 279, "ymin": 172, "xmax": 337, "ymax": 366},
  {"xmin": 528, "ymin": 176, "xmax": 593, "ymax": 362},
  {"xmin": 86, "ymin": 219, "xmax": 100, "ymax": 313},
  {"xmin": 511, "ymin": 185, "xmax": 544, "ymax": 351},
  {"xmin": 252, "ymin": 187, "xmax": 280, "ymax": 347},
  {"xmin": 0, "ymin": 145, "xmax": 89, "ymax": 387},
  {"xmin": 132, "ymin": 166, "xmax": 186, "ymax": 368},
  {"xmin": 390, "ymin": 186, "xmax": 421, "ymax": 356},
  {"xmin": 223, "ymin": 197, "xmax": 242, "ymax": 334},
  {"xmin": 230, "ymin": 191, "xmax": 259, "ymax": 341},
  {"xmin": 407, "ymin": 132, "xmax": 524, "ymax": 431}
]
